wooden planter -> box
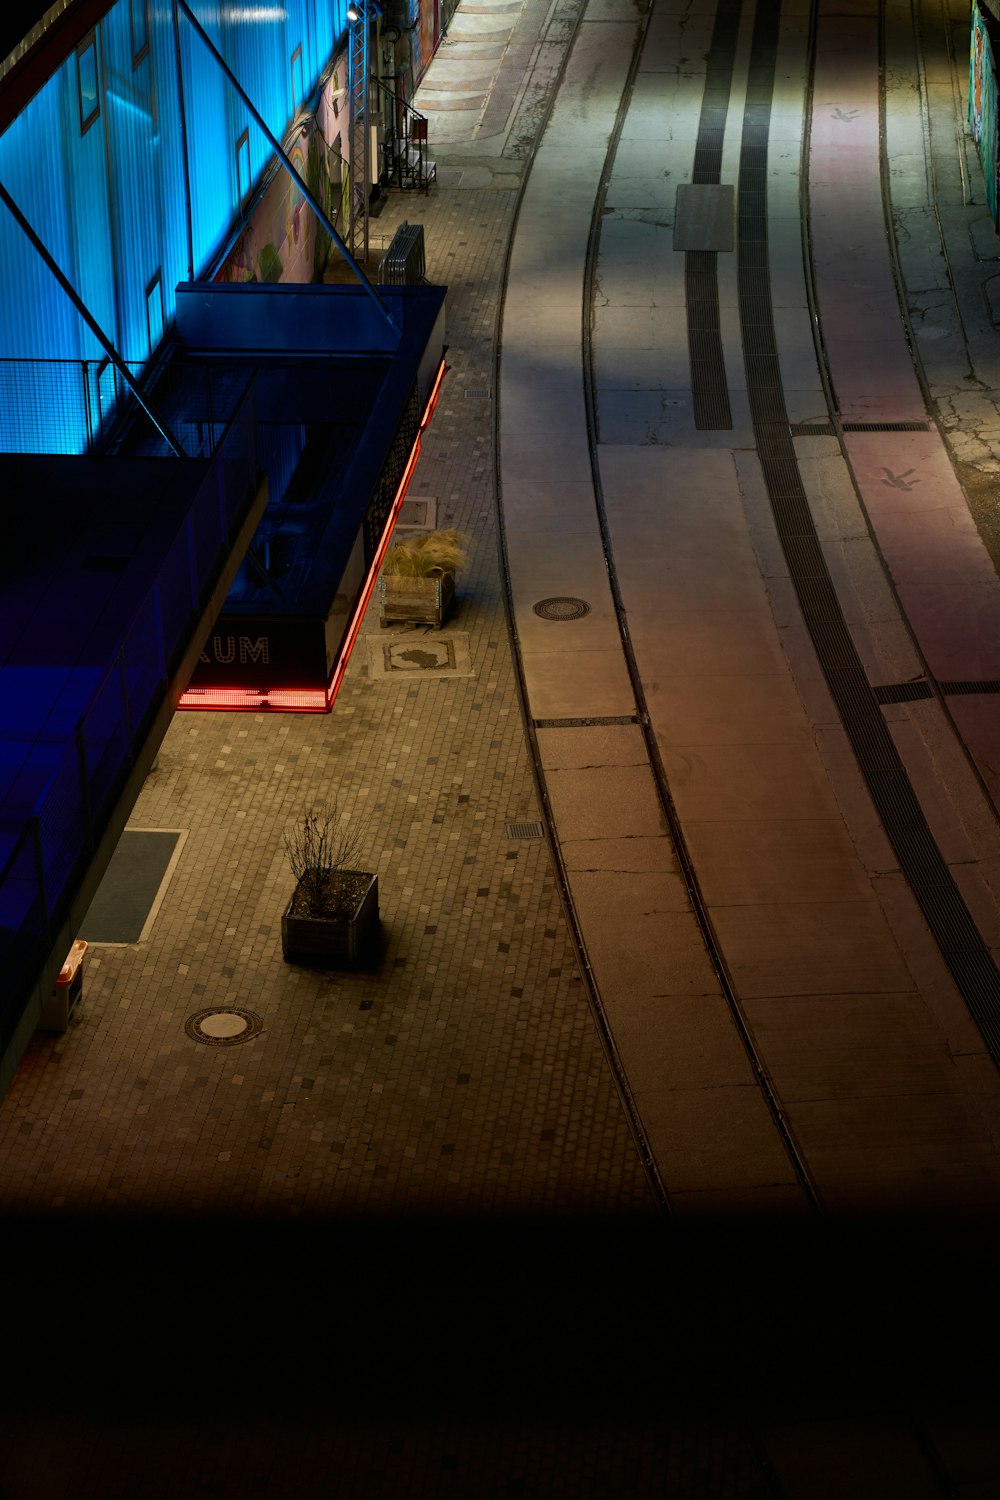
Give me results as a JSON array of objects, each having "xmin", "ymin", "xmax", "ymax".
[
  {"xmin": 281, "ymin": 871, "xmax": 380, "ymax": 969},
  {"xmin": 379, "ymin": 571, "xmax": 455, "ymax": 629}
]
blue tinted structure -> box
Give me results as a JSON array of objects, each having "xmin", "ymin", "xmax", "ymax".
[
  {"xmin": 0, "ymin": 0, "xmax": 351, "ymax": 450},
  {"xmin": 0, "ymin": 0, "xmax": 448, "ymax": 1088}
]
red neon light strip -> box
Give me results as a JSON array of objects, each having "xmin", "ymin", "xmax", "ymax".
[
  {"xmin": 325, "ymin": 357, "xmax": 448, "ymax": 708},
  {"xmin": 178, "ymin": 357, "xmax": 449, "ymax": 714}
]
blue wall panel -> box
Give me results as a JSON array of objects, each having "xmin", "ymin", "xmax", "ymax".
[
  {"xmin": 180, "ymin": 5, "xmax": 239, "ymax": 283},
  {"xmin": 1, "ymin": 0, "xmax": 355, "ymax": 451},
  {"xmin": 0, "ymin": 70, "xmax": 83, "ymax": 360}
]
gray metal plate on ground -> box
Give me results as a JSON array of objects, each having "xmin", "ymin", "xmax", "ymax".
[
  {"xmin": 395, "ymin": 495, "xmax": 437, "ymax": 529},
  {"xmin": 674, "ymin": 184, "xmax": 735, "ymax": 252},
  {"xmin": 80, "ymin": 829, "xmax": 186, "ymax": 943}
]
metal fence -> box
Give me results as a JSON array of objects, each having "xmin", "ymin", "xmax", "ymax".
[{"xmin": 0, "ymin": 357, "xmax": 164, "ymax": 455}]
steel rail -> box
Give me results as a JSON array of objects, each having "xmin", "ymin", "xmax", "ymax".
[
  {"xmin": 794, "ymin": 0, "xmax": 1000, "ymax": 1067},
  {"xmin": 578, "ymin": 0, "xmax": 824, "ymax": 1214},
  {"xmin": 490, "ymin": 0, "xmax": 669, "ymax": 1213}
]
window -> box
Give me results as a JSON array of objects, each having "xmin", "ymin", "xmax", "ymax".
[
  {"xmin": 145, "ymin": 272, "xmax": 164, "ymax": 357},
  {"xmin": 77, "ymin": 35, "xmax": 99, "ymax": 134},
  {"xmin": 236, "ymin": 129, "xmax": 251, "ymax": 208},
  {"xmin": 291, "ymin": 45, "xmax": 304, "ymax": 115},
  {"xmin": 96, "ymin": 358, "xmax": 117, "ymax": 429},
  {"xmin": 130, "ymin": 0, "xmax": 149, "ymax": 66}
]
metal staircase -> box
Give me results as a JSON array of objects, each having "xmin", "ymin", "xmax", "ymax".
[{"xmin": 376, "ymin": 79, "xmax": 436, "ymax": 192}]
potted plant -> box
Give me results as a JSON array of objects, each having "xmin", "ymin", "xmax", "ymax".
[
  {"xmin": 379, "ymin": 527, "xmax": 468, "ymax": 628},
  {"xmin": 281, "ymin": 802, "xmax": 380, "ymax": 968}
]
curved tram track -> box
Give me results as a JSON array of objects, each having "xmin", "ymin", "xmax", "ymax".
[{"xmin": 491, "ymin": 0, "xmax": 1000, "ymax": 1220}]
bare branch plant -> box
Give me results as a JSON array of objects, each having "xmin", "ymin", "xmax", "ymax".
[{"xmin": 283, "ymin": 802, "xmax": 372, "ymax": 918}]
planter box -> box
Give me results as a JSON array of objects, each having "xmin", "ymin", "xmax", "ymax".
[
  {"xmin": 379, "ymin": 571, "xmax": 455, "ymax": 628},
  {"xmin": 281, "ymin": 871, "xmax": 380, "ymax": 968}
]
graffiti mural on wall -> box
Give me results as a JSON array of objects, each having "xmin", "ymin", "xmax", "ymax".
[
  {"xmin": 216, "ymin": 50, "xmax": 353, "ymax": 291},
  {"xmin": 409, "ymin": 0, "xmax": 439, "ymax": 89},
  {"xmin": 971, "ymin": 2, "xmax": 1000, "ymax": 225},
  {"xmin": 217, "ymin": 127, "xmax": 317, "ymax": 286}
]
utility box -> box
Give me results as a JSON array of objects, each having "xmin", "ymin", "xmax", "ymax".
[{"xmin": 40, "ymin": 940, "xmax": 87, "ymax": 1032}]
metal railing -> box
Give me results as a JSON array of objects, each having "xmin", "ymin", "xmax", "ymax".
[
  {"xmin": 376, "ymin": 80, "xmax": 436, "ymax": 191},
  {"xmin": 0, "ymin": 355, "xmax": 203, "ymax": 457}
]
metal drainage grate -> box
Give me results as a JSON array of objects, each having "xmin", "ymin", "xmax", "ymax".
[
  {"xmin": 505, "ymin": 821, "xmax": 544, "ymax": 839},
  {"xmin": 788, "ymin": 422, "xmax": 836, "ymax": 437},
  {"xmin": 185, "ymin": 1008, "xmax": 263, "ymax": 1046},
  {"xmin": 534, "ymin": 715, "xmax": 640, "ymax": 728},
  {"xmin": 841, "ymin": 421, "xmax": 930, "ymax": 432},
  {"xmin": 464, "ymin": 387, "xmax": 492, "ymax": 399},
  {"xmin": 941, "ymin": 679, "xmax": 1000, "ymax": 696},
  {"xmin": 873, "ymin": 680, "xmax": 934, "ymax": 704},
  {"xmin": 533, "ymin": 597, "xmax": 591, "ymax": 621}
]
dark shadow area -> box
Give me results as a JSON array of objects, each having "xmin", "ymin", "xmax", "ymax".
[
  {"xmin": 4, "ymin": 1211, "xmax": 998, "ymax": 1411},
  {"xmin": 4, "ymin": 1212, "xmax": 999, "ymax": 1493}
]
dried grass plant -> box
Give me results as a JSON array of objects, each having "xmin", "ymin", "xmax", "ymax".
[{"xmin": 381, "ymin": 527, "xmax": 468, "ymax": 578}]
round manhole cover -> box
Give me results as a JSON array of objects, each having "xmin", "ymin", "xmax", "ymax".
[
  {"xmin": 532, "ymin": 596, "xmax": 591, "ymax": 621},
  {"xmin": 185, "ymin": 1008, "xmax": 263, "ymax": 1046}
]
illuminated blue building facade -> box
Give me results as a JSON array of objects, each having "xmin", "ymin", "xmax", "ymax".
[
  {"xmin": 0, "ymin": 0, "xmax": 447, "ymax": 1089},
  {"xmin": 0, "ymin": 0, "xmax": 353, "ymax": 452}
]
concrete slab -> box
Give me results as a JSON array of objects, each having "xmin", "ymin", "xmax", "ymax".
[
  {"xmin": 651, "ymin": 672, "xmax": 815, "ymax": 748},
  {"xmin": 519, "ymin": 647, "xmax": 635, "ymax": 719},
  {"xmin": 573, "ymin": 881, "xmax": 718, "ymax": 999},
  {"xmin": 684, "ymin": 818, "xmax": 874, "ymax": 908},
  {"xmin": 788, "ymin": 1092, "xmax": 1000, "ymax": 1212},
  {"xmin": 710, "ymin": 898, "xmax": 915, "ymax": 998},
  {"xmin": 742, "ymin": 990, "xmax": 961, "ymax": 1101},
  {"xmin": 662, "ymin": 742, "xmax": 844, "ymax": 823},
  {"xmin": 629, "ymin": 1081, "xmax": 803, "ymax": 1193},
  {"xmin": 535, "ymin": 721, "xmax": 645, "ymax": 769},
  {"xmin": 544, "ymin": 762, "xmax": 665, "ymax": 840},
  {"xmin": 608, "ymin": 990, "xmax": 762, "ymax": 1092}
]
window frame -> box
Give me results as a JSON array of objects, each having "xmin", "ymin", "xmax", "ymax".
[
  {"xmin": 291, "ymin": 44, "xmax": 304, "ymax": 115},
  {"xmin": 236, "ymin": 129, "xmax": 252, "ymax": 209},
  {"xmin": 129, "ymin": 0, "xmax": 149, "ymax": 67},
  {"xmin": 76, "ymin": 34, "xmax": 100, "ymax": 135},
  {"xmin": 145, "ymin": 271, "xmax": 164, "ymax": 358}
]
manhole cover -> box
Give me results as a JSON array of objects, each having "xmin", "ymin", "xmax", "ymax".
[
  {"xmin": 533, "ymin": 597, "xmax": 591, "ymax": 621},
  {"xmin": 185, "ymin": 1008, "xmax": 263, "ymax": 1046}
]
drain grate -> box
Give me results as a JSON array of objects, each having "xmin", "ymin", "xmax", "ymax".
[
  {"xmin": 788, "ymin": 420, "xmax": 930, "ymax": 435},
  {"xmin": 465, "ymin": 387, "xmax": 492, "ymax": 399},
  {"xmin": 940, "ymin": 679, "xmax": 1000, "ymax": 696},
  {"xmin": 534, "ymin": 715, "xmax": 640, "ymax": 728},
  {"xmin": 841, "ymin": 420, "xmax": 929, "ymax": 432},
  {"xmin": 505, "ymin": 821, "xmax": 544, "ymax": 839},
  {"xmin": 874, "ymin": 680, "xmax": 934, "ymax": 704}
]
